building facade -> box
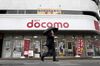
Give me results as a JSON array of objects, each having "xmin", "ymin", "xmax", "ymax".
[{"xmin": 0, "ymin": 0, "xmax": 100, "ymax": 58}]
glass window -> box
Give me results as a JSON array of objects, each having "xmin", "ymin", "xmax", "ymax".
[
  {"xmin": 12, "ymin": 40, "xmax": 22, "ymax": 58},
  {"xmin": 85, "ymin": 38, "xmax": 95, "ymax": 56},
  {"xmin": 4, "ymin": 36, "xmax": 12, "ymax": 40},
  {"xmin": 62, "ymin": 10, "xmax": 82, "ymax": 14},
  {"xmin": 26, "ymin": 10, "xmax": 37, "ymax": 14},
  {"xmin": 33, "ymin": 40, "xmax": 40, "ymax": 53},
  {"xmin": 18, "ymin": 10, "xmax": 25, "ymax": 14},
  {"xmin": 58, "ymin": 41, "xmax": 65, "ymax": 56},
  {"xmin": 7, "ymin": 10, "xmax": 17, "ymax": 14},
  {"xmin": 37, "ymin": 10, "xmax": 61, "ymax": 14},
  {"xmin": 0, "ymin": 10, "xmax": 7, "ymax": 14}
]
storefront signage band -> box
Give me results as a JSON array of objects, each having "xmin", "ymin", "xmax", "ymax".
[{"xmin": 0, "ymin": 17, "xmax": 99, "ymax": 31}]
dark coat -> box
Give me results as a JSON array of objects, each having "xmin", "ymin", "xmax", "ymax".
[{"xmin": 46, "ymin": 35, "xmax": 55, "ymax": 49}]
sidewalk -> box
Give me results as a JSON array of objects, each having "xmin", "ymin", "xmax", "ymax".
[{"xmin": 0, "ymin": 58, "xmax": 100, "ymax": 65}]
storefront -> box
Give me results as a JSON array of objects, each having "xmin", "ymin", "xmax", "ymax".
[{"xmin": 0, "ymin": 15, "xmax": 100, "ymax": 58}]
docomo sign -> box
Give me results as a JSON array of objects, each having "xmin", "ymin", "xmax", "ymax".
[{"xmin": 27, "ymin": 19, "xmax": 69, "ymax": 28}]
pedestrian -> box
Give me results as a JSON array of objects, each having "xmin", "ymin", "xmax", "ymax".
[{"xmin": 41, "ymin": 30, "xmax": 58, "ymax": 61}]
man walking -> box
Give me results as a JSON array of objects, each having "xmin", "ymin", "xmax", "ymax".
[{"xmin": 41, "ymin": 28, "xmax": 58, "ymax": 61}]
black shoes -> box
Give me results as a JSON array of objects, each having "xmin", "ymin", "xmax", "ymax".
[
  {"xmin": 40, "ymin": 55, "xmax": 58, "ymax": 62},
  {"xmin": 41, "ymin": 56, "xmax": 44, "ymax": 61},
  {"xmin": 53, "ymin": 59, "xmax": 59, "ymax": 62}
]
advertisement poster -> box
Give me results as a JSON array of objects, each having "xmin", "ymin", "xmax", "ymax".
[
  {"xmin": 76, "ymin": 37, "xmax": 84, "ymax": 57},
  {"xmin": 24, "ymin": 39, "xmax": 30, "ymax": 56}
]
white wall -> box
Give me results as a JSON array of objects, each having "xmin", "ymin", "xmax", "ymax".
[{"xmin": 0, "ymin": 0, "xmax": 98, "ymax": 13}]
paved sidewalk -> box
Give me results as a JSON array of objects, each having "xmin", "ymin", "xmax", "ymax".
[{"xmin": 0, "ymin": 59, "xmax": 100, "ymax": 66}]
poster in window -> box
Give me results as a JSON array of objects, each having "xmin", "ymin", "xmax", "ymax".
[{"xmin": 24, "ymin": 39, "xmax": 30, "ymax": 56}]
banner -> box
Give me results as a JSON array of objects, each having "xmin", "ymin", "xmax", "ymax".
[
  {"xmin": 23, "ymin": 39, "xmax": 30, "ymax": 56},
  {"xmin": 0, "ymin": 16, "xmax": 98, "ymax": 31},
  {"xmin": 76, "ymin": 37, "xmax": 84, "ymax": 56}
]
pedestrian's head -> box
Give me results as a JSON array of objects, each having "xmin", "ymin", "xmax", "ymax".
[{"xmin": 46, "ymin": 30, "xmax": 54, "ymax": 36}]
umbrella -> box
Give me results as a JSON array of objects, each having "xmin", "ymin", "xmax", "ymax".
[{"xmin": 43, "ymin": 27, "xmax": 58, "ymax": 35}]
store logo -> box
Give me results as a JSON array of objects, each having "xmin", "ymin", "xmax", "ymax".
[{"xmin": 27, "ymin": 19, "xmax": 69, "ymax": 28}]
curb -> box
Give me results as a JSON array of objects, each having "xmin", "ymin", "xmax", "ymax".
[{"xmin": 0, "ymin": 57, "xmax": 100, "ymax": 60}]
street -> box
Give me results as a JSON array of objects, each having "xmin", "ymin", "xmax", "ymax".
[{"xmin": 0, "ymin": 60, "xmax": 100, "ymax": 66}]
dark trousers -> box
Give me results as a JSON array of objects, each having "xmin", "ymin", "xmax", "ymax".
[{"xmin": 41, "ymin": 47, "xmax": 56, "ymax": 61}]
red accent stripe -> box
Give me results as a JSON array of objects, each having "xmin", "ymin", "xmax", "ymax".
[{"xmin": 94, "ymin": 20, "xmax": 99, "ymax": 31}]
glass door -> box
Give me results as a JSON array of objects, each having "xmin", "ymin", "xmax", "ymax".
[
  {"xmin": 2, "ymin": 40, "xmax": 12, "ymax": 58},
  {"xmin": 12, "ymin": 36, "xmax": 23, "ymax": 58},
  {"xmin": 66, "ymin": 42, "xmax": 75, "ymax": 56},
  {"xmin": 33, "ymin": 36, "xmax": 41, "ymax": 58},
  {"xmin": 12, "ymin": 39, "xmax": 23, "ymax": 58},
  {"xmin": 41, "ymin": 37, "xmax": 47, "ymax": 56},
  {"xmin": 2, "ymin": 36, "xmax": 13, "ymax": 58}
]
